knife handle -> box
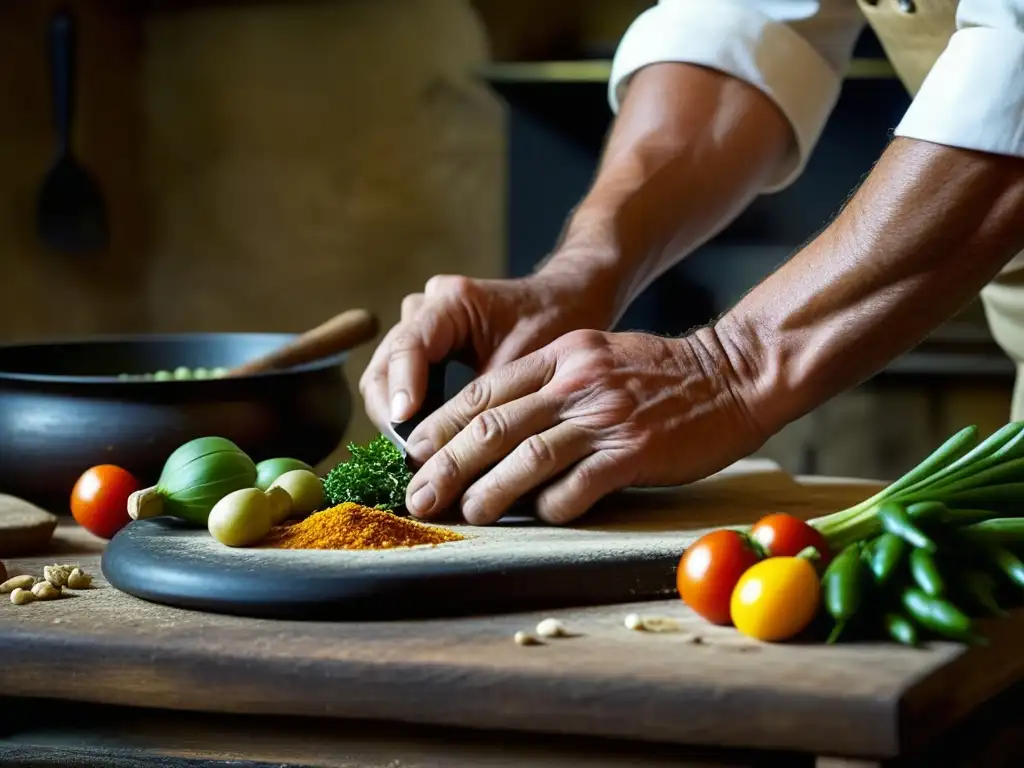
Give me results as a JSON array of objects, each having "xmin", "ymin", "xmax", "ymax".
[
  {"xmin": 392, "ymin": 364, "xmax": 447, "ymax": 444},
  {"xmin": 391, "ymin": 359, "xmax": 477, "ymax": 442}
]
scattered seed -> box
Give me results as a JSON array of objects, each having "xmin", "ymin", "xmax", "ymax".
[
  {"xmin": 536, "ymin": 618, "xmax": 569, "ymax": 638},
  {"xmin": 44, "ymin": 565, "xmax": 74, "ymax": 589},
  {"xmin": 624, "ymin": 613, "xmax": 681, "ymax": 633},
  {"xmin": 1, "ymin": 575, "xmax": 35, "ymax": 594},
  {"xmin": 66, "ymin": 568, "xmax": 93, "ymax": 589},
  {"xmin": 514, "ymin": 631, "xmax": 543, "ymax": 646},
  {"xmin": 31, "ymin": 581, "xmax": 61, "ymax": 601},
  {"xmin": 10, "ymin": 588, "xmax": 35, "ymax": 605}
]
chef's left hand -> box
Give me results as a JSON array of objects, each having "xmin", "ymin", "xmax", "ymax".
[{"xmin": 402, "ymin": 329, "xmax": 767, "ymax": 525}]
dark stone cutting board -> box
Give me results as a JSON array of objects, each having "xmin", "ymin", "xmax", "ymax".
[{"xmin": 101, "ymin": 460, "xmax": 874, "ymax": 619}]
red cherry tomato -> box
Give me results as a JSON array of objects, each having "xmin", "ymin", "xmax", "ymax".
[
  {"xmin": 750, "ymin": 513, "xmax": 831, "ymax": 565},
  {"xmin": 70, "ymin": 465, "xmax": 139, "ymax": 539},
  {"xmin": 677, "ymin": 529, "xmax": 762, "ymax": 625}
]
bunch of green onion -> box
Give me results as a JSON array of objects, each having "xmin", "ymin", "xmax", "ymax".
[{"xmin": 809, "ymin": 422, "xmax": 1024, "ymax": 551}]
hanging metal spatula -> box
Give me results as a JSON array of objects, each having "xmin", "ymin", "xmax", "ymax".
[{"xmin": 35, "ymin": 9, "xmax": 109, "ymax": 256}]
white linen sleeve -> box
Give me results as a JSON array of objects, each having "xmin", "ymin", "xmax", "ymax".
[
  {"xmin": 608, "ymin": 0, "xmax": 866, "ymax": 192},
  {"xmin": 894, "ymin": 2, "xmax": 1024, "ymax": 160}
]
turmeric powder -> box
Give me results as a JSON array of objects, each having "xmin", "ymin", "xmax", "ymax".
[{"xmin": 264, "ymin": 502, "xmax": 465, "ymax": 551}]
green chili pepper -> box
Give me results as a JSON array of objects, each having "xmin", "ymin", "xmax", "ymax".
[
  {"xmin": 945, "ymin": 509, "xmax": 1003, "ymax": 526},
  {"xmin": 908, "ymin": 548, "xmax": 946, "ymax": 597},
  {"xmin": 878, "ymin": 501, "xmax": 936, "ymax": 552},
  {"xmin": 869, "ymin": 533, "xmax": 908, "ymax": 585},
  {"xmin": 900, "ymin": 587, "xmax": 982, "ymax": 644},
  {"xmin": 982, "ymin": 543, "xmax": 1024, "ymax": 590},
  {"xmin": 884, "ymin": 612, "xmax": 919, "ymax": 646},
  {"xmin": 906, "ymin": 501, "xmax": 948, "ymax": 523},
  {"xmin": 960, "ymin": 569, "xmax": 1009, "ymax": 617},
  {"xmin": 823, "ymin": 543, "xmax": 868, "ymax": 644},
  {"xmin": 960, "ymin": 518, "xmax": 1024, "ymax": 544}
]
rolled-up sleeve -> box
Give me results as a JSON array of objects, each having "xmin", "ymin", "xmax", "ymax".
[
  {"xmin": 895, "ymin": 2, "xmax": 1024, "ymax": 160},
  {"xmin": 609, "ymin": 0, "xmax": 865, "ymax": 192}
]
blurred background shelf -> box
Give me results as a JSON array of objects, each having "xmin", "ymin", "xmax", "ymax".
[{"xmin": 482, "ymin": 58, "xmax": 897, "ymax": 83}]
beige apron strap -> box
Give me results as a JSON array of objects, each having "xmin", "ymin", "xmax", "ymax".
[
  {"xmin": 982, "ymin": 256, "xmax": 1024, "ymax": 420},
  {"xmin": 856, "ymin": 0, "xmax": 956, "ymax": 93}
]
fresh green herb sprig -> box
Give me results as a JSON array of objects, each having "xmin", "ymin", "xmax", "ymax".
[
  {"xmin": 322, "ymin": 435, "xmax": 413, "ymax": 510},
  {"xmin": 809, "ymin": 422, "xmax": 1024, "ymax": 550}
]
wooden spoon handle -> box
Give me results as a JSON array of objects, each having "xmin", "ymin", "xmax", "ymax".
[{"xmin": 229, "ymin": 309, "xmax": 379, "ymax": 377}]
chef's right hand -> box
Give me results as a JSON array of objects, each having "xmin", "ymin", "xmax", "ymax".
[{"xmin": 360, "ymin": 272, "xmax": 617, "ymax": 431}]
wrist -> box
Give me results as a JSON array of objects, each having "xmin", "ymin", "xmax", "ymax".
[
  {"xmin": 536, "ymin": 208, "xmax": 646, "ymax": 326},
  {"xmin": 690, "ymin": 317, "xmax": 792, "ymax": 444},
  {"xmin": 531, "ymin": 252, "xmax": 626, "ymax": 332},
  {"xmin": 675, "ymin": 327, "xmax": 773, "ymax": 454}
]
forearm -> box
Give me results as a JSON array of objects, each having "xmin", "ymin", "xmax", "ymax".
[
  {"xmin": 710, "ymin": 138, "xmax": 1024, "ymax": 436},
  {"xmin": 536, "ymin": 62, "xmax": 792, "ymax": 324}
]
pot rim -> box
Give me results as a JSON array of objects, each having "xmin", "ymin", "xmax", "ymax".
[{"xmin": 0, "ymin": 332, "xmax": 348, "ymax": 384}]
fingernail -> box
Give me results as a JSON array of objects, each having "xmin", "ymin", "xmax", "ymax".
[
  {"xmin": 408, "ymin": 439, "xmax": 433, "ymax": 462},
  {"xmin": 462, "ymin": 497, "xmax": 484, "ymax": 524},
  {"xmin": 391, "ymin": 391, "xmax": 411, "ymax": 422},
  {"xmin": 408, "ymin": 484, "xmax": 435, "ymax": 516}
]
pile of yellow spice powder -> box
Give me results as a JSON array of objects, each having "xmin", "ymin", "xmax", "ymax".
[{"xmin": 264, "ymin": 502, "xmax": 465, "ymax": 551}]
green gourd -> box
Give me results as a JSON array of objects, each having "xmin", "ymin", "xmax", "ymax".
[
  {"xmin": 128, "ymin": 437, "xmax": 258, "ymax": 526},
  {"xmin": 255, "ymin": 457, "xmax": 315, "ymax": 491}
]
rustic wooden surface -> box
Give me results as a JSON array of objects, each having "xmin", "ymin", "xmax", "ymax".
[
  {"xmin": 0, "ymin": 494, "xmax": 57, "ymax": 557},
  {"xmin": 2, "ymin": 463, "xmax": 1024, "ymax": 762}
]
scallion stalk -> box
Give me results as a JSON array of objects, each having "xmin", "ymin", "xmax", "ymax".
[{"xmin": 808, "ymin": 423, "xmax": 1024, "ymax": 550}]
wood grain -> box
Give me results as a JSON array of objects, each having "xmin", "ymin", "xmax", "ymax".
[
  {"xmin": 2, "ymin": 465, "xmax": 1022, "ymax": 760},
  {"xmin": 0, "ymin": 494, "xmax": 57, "ymax": 557}
]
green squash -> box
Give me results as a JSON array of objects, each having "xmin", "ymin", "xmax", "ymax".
[
  {"xmin": 128, "ymin": 437, "xmax": 258, "ymax": 526},
  {"xmin": 255, "ymin": 457, "xmax": 315, "ymax": 491}
]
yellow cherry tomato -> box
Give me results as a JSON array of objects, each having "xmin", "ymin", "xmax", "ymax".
[{"xmin": 730, "ymin": 556, "xmax": 821, "ymax": 642}]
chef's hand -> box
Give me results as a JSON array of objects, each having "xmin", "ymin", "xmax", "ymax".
[
  {"xmin": 401, "ymin": 328, "xmax": 767, "ymax": 525},
  {"xmin": 360, "ymin": 272, "xmax": 617, "ymax": 430}
]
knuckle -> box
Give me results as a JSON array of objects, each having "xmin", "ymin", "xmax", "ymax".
[
  {"xmin": 357, "ymin": 368, "xmax": 382, "ymax": 396},
  {"xmin": 386, "ymin": 331, "xmax": 420, "ymax": 358},
  {"xmin": 424, "ymin": 274, "xmax": 454, "ymax": 295},
  {"xmin": 519, "ymin": 434, "xmax": 556, "ymax": 472},
  {"xmin": 433, "ymin": 449, "xmax": 461, "ymax": 482},
  {"xmin": 401, "ymin": 293, "xmax": 424, "ymax": 316},
  {"xmin": 461, "ymin": 378, "xmax": 491, "ymax": 411},
  {"xmin": 470, "ymin": 410, "xmax": 505, "ymax": 447},
  {"xmin": 561, "ymin": 328, "xmax": 606, "ymax": 351},
  {"xmin": 427, "ymin": 274, "xmax": 478, "ymax": 301}
]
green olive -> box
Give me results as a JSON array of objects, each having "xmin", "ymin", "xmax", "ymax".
[
  {"xmin": 265, "ymin": 486, "xmax": 294, "ymax": 525},
  {"xmin": 173, "ymin": 366, "xmax": 193, "ymax": 380},
  {"xmin": 269, "ymin": 469, "xmax": 325, "ymax": 518},
  {"xmin": 153, "ymin": 370, "xmax": 173, "ymax": 381},
  {"xmin": 255, "ymin": 458, "xmax": 315, "ymax": 491},
  {"xmin": 207, "ymin": 488, "xmax": 272, "ymax": 547}
]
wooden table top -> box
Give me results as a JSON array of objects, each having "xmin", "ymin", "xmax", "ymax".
[{"xmin": 2, "ymin": 469, "xmax": 1023, "ymax": 763}]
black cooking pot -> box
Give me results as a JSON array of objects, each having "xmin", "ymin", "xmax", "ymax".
[{"xmin": 0, "ymin": 333, "xmax": 352, "ymax": 514}]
